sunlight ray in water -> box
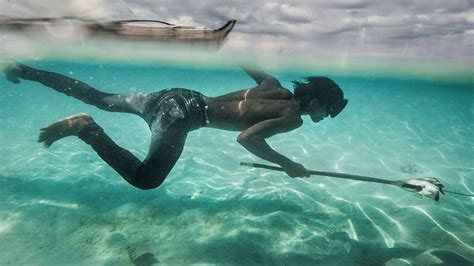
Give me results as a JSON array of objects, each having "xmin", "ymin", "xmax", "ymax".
[
  {"xmin": 346, "ymin": 219, "xmax": 359, "ymax": 241},
  {"xmin": 356, "ymin": 203, "xmax": 395, "ymax": 248},
  {"xmin": 410, "ymin": 206, "xmax": 474, "ymax": 251},
  {"xmin": 0, "ymin": 213, "xmax": 19, "ymax": 234},
  {"xmin": 36, "ymin": 199, "xmax": 81, "ymax": 209},
  {"xmin": 373, "ymin": 207, "xmax": 405, "ymax": 233}
]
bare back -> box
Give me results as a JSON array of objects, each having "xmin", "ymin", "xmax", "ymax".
[{"xmin": 204, "ymin": 79, "xmax": 301, "ymax": 131}]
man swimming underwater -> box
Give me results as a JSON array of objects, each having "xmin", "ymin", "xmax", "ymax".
[{"xmin": 3, "ymin": 63, "xmax": 347, "ymax": 190}]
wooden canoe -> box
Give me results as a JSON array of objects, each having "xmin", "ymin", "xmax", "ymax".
[{"xmin": 0, "ymin": 18, "xmax": 236, "ymax": 47}]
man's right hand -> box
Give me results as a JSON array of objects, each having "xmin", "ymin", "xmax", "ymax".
[
  {"xmin": 283, "ymin": 162, "xmax": 310, "ymax": 178},
  {"xmin": 2, "ymin": 62, "xmax": 22, "ymax": 84}
]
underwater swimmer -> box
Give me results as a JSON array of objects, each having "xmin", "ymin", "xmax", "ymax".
[{"xmin": 2, "ymin": 63, "xmax": 347, "ymax": 190}]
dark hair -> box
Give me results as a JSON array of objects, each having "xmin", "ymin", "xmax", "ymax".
[{"xmin": 292, "ymin": 76, "xmax": 348, "ymax": 118}]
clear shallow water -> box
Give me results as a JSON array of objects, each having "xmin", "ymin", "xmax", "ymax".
[{"xmin": 0, "ymin": 61, "xmax": 473, "ymax": 265}]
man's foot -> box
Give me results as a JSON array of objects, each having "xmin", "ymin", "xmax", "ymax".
[
  {"xmin": 3, "ymin": 62, "xmax": 22, "ymax": 84},
  {"xmin": 38, "ymin": 113, "xmax": 94, "ymax": 148}
]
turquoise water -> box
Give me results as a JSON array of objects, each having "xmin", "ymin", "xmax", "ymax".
[{"xmin": 0, "ymin": 61, "xmax": 473, "ymax": 265}]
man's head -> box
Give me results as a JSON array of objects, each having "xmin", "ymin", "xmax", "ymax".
[{"xmin": 293, "ymin": 76, "xmax": 348, "ymax": 122}]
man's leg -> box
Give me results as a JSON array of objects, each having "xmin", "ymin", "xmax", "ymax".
[
  {"xmin": 38, "ymin": 113, "xmax": 188, "ymax": 190},
  {"xmin": 4, "ymin": 63, "xmax": 146, "ymax": 116}
]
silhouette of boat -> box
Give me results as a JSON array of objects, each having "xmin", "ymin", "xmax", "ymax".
[{"xmin": 0, "ymin": 18, "xmax": 236, "ymax": 47}]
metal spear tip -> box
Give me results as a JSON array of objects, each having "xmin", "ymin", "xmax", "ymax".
[{"xmin": 401, "ymin": 177, "xmax": 445, "ymax": 201}]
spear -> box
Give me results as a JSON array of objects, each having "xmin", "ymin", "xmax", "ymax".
[{"xmin": 240, "ymin": 162, "xmax": 473, "ymax": 201}]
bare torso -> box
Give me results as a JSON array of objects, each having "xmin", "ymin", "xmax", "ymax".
[
  {"xmin": 199, "ymin": 75, "xmax": 309, "ymax": 177},
  {"xmin": 204, "ymin": 79, "xmax": 301, "ymax": 131}
]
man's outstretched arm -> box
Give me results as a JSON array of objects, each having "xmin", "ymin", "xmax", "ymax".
[{"xmin": 237, "ymin": 116, "xmax": 309, "ymax": 178}]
